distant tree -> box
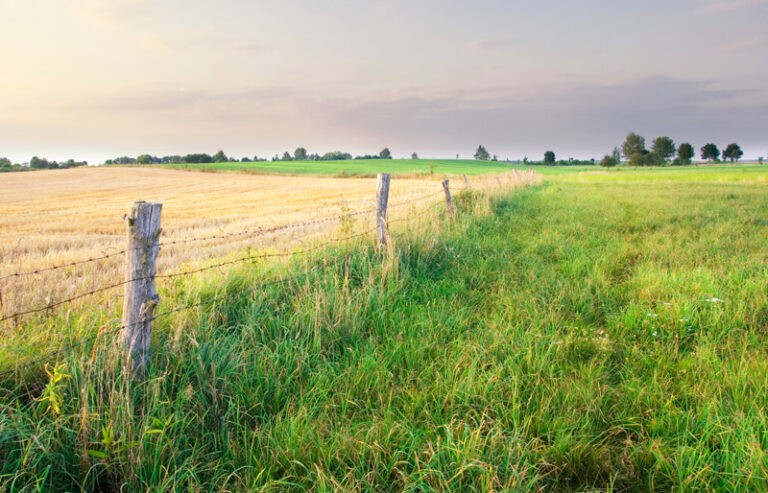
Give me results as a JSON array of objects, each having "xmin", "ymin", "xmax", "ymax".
[
  {"xmin": 212, "ymin": 150, "xmax": 227, "ymax": 162},
  {"xmin": 543, "ymin": 151, "xmax": 556, "ymax": 164},
  {"xmin": 600, "ymin": 155, "xmax": 618, "ymax": 167},
  {"xmin": 379, "ymin": 148, "xmax": 392, "ymax": 159},
  {"xmin": 759, "ymin": 156, "xmax": 764, "ymax": 164},
  {"xmin": 678, "ymin": 143, "xmax": 694, "ymax": 165},
  {"xmin": 320, "ymin": 151, "xmax": 352, "ymax": 161},
  {"xmin": 136, "ymin": 154, "xmax": 152, "ymax": 164},
  {"xmin": 241, "ymin": 156, "xmax": 251, "ymax": 162},
  {"xmin": 612, "ymin": 147, "xmax": 621, "ymax": 163},
  {"xmin": 0, "ymin": 157, "xmax": 11, "ymax": 167},
  {"xmin": 622, "ymin": 133, "xmax": 646, "ymax": 160},
  {"xmin": 649, "ymin": 152, "xmax": 667, "ymax": 166},
  {"xmin": 294, "ymin": 147, "xmax": 308, "ymax": 161},
  {"xmin": 182, "ymin": 153, "xmax": 213, "ymax": 163},
  {"xmin": 628, "ymin": 152, "xmax": 648, "ymax": 167},
  {"xmin": 492, "ymin": 155, "xmax": 498, "ymax": 161},
  {"xmin": 701, "ymin": 143, "xmax": 720, "ymax": 162},
  {"xmin": 282, "ymin": 151, "xmax": 292, "ymax": 161},
  {"xmin": 411, "ymin": 152, "xmax": 419, "ymax": 159},
  {"xmin": 474, "ymin": 145, "xmax": 490, "ymax": 161},
  {"xmin": 651, "ymin": 136, "xmax": 676, "ymax": 162},
  {"xmin": 723, "ymin": 143, "xmax": 743, "ymax": 163},
  {"xmin": 30, "ymin": 156, "xmax": 49, "ymax": 169}
]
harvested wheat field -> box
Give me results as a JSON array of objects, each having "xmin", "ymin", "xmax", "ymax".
[
  {"xmin": 0, "ymin": 166, "xmax": 535, "ymax": 334},
  {"xmin": 0, "ymin": 167, "xmax": 430, "ymax": 314}
]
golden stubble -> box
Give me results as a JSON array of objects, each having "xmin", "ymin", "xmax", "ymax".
[{"xmin": 0, "ymin": 166, "xmax": 539, "ymax": 336}]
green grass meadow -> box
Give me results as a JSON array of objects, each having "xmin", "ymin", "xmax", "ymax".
[
  {"xmin": 3, "ymin": 167, "xmax": 768, "ymax": 491},
  {"xmin": 157, "ymin": 158, "xmax": 593, "ymax": 177}
]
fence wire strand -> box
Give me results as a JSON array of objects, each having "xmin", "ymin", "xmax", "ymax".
[
  {"xmin": 0, "ymin": 187, "xmax": 445, "ymax": 282},
  {"xmin": 0, "ymin": 176, "xmax": 526, "ymax": 378}
]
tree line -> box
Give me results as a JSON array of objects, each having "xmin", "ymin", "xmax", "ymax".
[
  {"xmin": 473, "ymin": 146, "xmax": 594, "ymax": 166},
  {"xmin": 598, "ymin": 133, "xmax": 745, "ymax": 167},
  {"xmin": 0, "ymin": 156, "xmax": 88, "ymax": 172},
  {"xmin": 105, "ymin": 148, "xmax": 396, "ymax": 165}
]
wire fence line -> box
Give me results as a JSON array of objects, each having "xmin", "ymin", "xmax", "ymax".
[
  {"xmin": 0, "ymin": 226, "xmax": 384, "ymax": 323},
  {"xmin": 0, "ymin": 171, "xmax": 535, "ymax": 379},
  {"xmin": 0, "ymin": 190, "xmax": 453, "ymax": 324},
  {"xmin": 0, "ymin": 187, "xmax": 448, "ymax": 283},
  {"xmin": 0, "ymin": 255, "xmax": 348, "ymax": 379}
]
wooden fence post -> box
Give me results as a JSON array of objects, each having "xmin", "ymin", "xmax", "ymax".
[
  {"xmin": 463, "ymin": 174, "xmax": 471, "ymax": 190},
  {"xmin": 442, "ymin": 180, "xmax": 455, "ymax": 220},
  {"xmin": 376, "ymin": 173, "xmax": 391, "ymax": 247},
  {"xmin": 122, "ymin": 201, "xmax": 162, "ymax": 377}
]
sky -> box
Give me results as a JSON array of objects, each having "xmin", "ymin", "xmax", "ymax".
[{"xmin": 1, "ymin": 0, "xmax": 767, "ymax": 164}]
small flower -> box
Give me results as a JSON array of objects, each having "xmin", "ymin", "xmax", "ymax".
[
  {"xmin": 652, "ymin": 331, "xmax": 658, "ymax": 337},
  {"xmin": 705, "ymin": 298, "xmax": 725, "ymax": 303},
  {"xmin": 646, "ymin": 313, "xmax": 658, "ymax": 318}
]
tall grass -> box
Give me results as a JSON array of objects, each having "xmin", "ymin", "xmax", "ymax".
[{"xmin": 2, "ymin": 177, "xmax": 768, "ymax": 491}]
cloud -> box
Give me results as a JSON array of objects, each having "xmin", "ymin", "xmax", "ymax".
[
  {"xmin": 326, "ymin": 76, "xmax": 768, "ymax": 157},
  {"xmin": 71, "ymin": 0, "xmax": 149, "ymax": 27},
  {"xmin": 719, "ymin": 36, "xmax": 763, "ymax": 53},
  {"xmin": 696, "ymin": 0, "xmax": 767, "ymax": 15},
  {"xmin": 76, "ymin": 87, "xmax": 296, "ymax": 114},
  {"xmin": 467, "ymin": 38, "xmax": 518, "ymax": 52},
  {"xmin": 10, "ymin": 77, "xmax": 768, "ymax": 161}
]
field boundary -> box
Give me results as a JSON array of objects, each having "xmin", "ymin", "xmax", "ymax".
[{"xmin": 0, "ymin": 170, "xmax": 538, "ymax": 380}]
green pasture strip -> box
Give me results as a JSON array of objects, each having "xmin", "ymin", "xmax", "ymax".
[{"xmin": 156, "ymin": 159, "xmax": 593, "ymax": 177}]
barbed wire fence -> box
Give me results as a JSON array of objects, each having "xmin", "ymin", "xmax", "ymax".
[{"xmin": 0, "ymin": 170, "xmax": 537, "ymax": 380}]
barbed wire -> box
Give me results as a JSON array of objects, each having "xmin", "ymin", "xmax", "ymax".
[
  {"xmin": 0, "ymin": 187, "xmax": 444, "ymax": 282},
  {"xmin": 0, "ymin": 178, "xmax": 518, "ymax": 377},
  {"xmin": 0, "ymin": 253, "xmax": 349, "ymax": 378},
  {"xmin": 0, "ymin": 249, "xmax": 134, "ymax": 282},
  {"xmin": 0, "ymin": 226, "xmax": 379, "ymax": 323}
]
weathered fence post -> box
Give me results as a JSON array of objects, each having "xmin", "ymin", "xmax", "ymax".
[
  {"xmin": 442, "ymin": 180, "xmax": 455, "ymax": 221},
  {"xmin": 463, "ymin": 174, "xmax": 471, "ymax": 190},
  {"xmin": 376, "ymin": 173, "xmax": 391, "ymax": 247},
  {"xmin": 122, "ymin": 201, "xmax": 162, "ymax": 377}
]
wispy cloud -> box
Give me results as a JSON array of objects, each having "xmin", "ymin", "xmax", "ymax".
[
  {"xmin": 71, "ymin": 0, "xmax": 149, "ymax": 27},
  {"xmin": 467, "ymin": 38, "xmax": 518, "ymax": 52},
  {"xmin": 696, "ymin": 0, "xmax": 767, "ymax": 15},
  {"xmin": 719, "ymin": 36, "xmax": 763, "ymax": 53}
]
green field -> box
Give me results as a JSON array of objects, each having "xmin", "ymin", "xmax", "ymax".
[
  {"xmin": 3, "ymin": 167, "xmax": 768, "ymax": 491},
  {"xmin": 555, "ymin": 164, "xmax": 768, "ymax": 184},
  {"xmin": 158, "ymin": 158, "xmax": 593, "ymax": 177}
]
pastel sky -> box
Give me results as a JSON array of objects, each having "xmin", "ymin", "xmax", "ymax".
[{"xmin": 1, "ymin": 0, "xmax": 766, "ymax": 164}]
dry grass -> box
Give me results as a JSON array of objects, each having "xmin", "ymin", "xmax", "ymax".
[{"xmin": 0, "ymin": 167, "xmax": 538, "ymax": 333}]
